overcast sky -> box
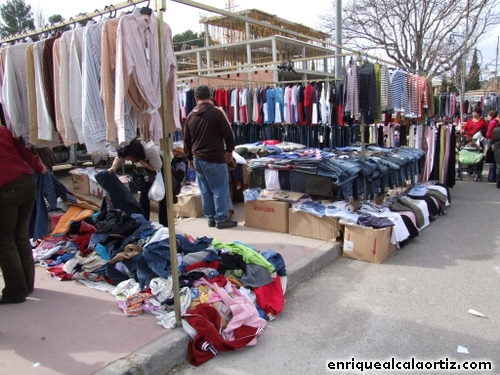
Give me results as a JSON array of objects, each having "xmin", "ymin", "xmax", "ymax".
[{"xmin": 20, "ymin": 0, "xmax": 500, "ymax": 76}]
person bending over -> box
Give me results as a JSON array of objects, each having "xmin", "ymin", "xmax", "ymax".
[{"xmin": 108, "ymin": 138, "xmax": 169, "ymax": 225}]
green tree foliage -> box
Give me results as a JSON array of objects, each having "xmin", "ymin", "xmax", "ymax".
[
  {"xmin": 440, "ymin": 77, "xmax": 458, "ymax": 93},
  {"xmin": 0, "ymin": 0, "xmax": 35, "ymax": 38},
  {"xmin": 47, "ymin": 14, "xmax": 71, "ymax": 35},
  {"xmin": 466, "ymin": 49, "xmax": 482, "ymax": 90},
  {"xmin": 173, "ymin": 30, "xmax": 204, "ymax": 52},
  {"xmin": 48, "ymin": 14, "xmax": 63, "ymax": 24}
]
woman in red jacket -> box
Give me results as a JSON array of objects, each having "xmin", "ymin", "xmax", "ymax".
[
  {"xmin": 461, "ymin": 107, "xmax": 488, "ymax": 139},
  {"xmin": 0, "ymin": 125, "xmax": 46, "ymax": 304},
  {"xmin": 486, "ymin": 110, "xmax": 499, "ymax": 182}
]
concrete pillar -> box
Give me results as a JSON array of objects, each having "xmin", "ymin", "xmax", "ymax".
[
  {"xmin": 272, "ymin": 37, "xmax": 277, "ymax": 63},
  {"xmin": 245, "ymin": 22, "xmax": 252, "ymax": 65},
  {"xmin": 196, "ymin": 51, "xmax": 201, "ymax": 75},
  {"xmin": 302, "ymin": 46, "xmax": 307, "ymax": 71}
]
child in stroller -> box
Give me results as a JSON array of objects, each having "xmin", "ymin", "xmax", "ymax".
[{"xmin": 456, "ymin": 131, "xmax": 485, "ymax": 181}]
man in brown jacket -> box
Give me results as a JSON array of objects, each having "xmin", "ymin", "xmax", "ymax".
[{"xmin": 183, "ymin": 86, "xmax": 237, "ymax": 229}]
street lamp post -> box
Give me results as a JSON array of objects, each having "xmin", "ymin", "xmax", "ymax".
[
  {"xmin": 453, "ymin": 2, "xmax": 471, "ymax": 125},
  {"xmin": 460, "ymin": 49, "xmax": 466, "ymax": 125},
  {"xmin": 450, "ymin": 32, "xmax": 467, "ymax": 124},
  {"xmin": 496, "ymin": 36, "xmax": 499, "ymax": 93},
  {"xmin": 461, "ymin": 0, "xmax": 470, "ymax": 125}
]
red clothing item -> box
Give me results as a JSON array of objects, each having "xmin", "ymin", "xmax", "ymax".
[
  {"xmin": 214, "ymin": 88, "xmax": 227, "ymax": 108},
  {"xmin": 253, "ymin": 276, "xmax": 285, "ymax": 317},
  {"xmin": 0, "ymin": 126, "xmax": 43, "ymax": 186},
  {"xmin": 184, "ymin": 304, "xmax": 264, "ymax": 366},
  {"xmin": 462, "ymin": 117, "xmax": 488, "ymax": 138},
  {"xmin": 486, "ymin": 118, "xmax": 499, "ymax": 140}
]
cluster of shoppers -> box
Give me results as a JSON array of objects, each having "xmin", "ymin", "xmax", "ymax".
[{"xmin": 461, "ymin": 107, "xmax": 500, "ymax": 187}]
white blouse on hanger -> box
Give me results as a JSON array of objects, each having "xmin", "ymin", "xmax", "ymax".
[
  {"xmin": 2, "ymin": 43, "xmax": 30, "ymax": 140},
  {"xmin": 82, "ymin": 21, "xmax": 106, "ymax": 153},
  {"xmin": 59, "ymin": 30, "xmax": 78, "ymax": 144},
  {"xmin": 33, "ymin": 40, "xmax": 56, "ymax": 142},
  {"xmin": 69, "ymin": 27, "xmax": 85, "ymax": 144}
]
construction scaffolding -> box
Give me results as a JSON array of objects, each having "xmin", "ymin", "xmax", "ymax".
[{"xmin": 175, "ymin": 8, "xmax": 341, "ymax": 84}]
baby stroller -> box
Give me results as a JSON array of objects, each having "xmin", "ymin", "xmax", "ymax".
[{"xmin": 456, "ymin": 133, "xmax": 485, "ymax": 181}]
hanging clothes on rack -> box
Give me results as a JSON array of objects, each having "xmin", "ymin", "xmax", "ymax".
[
  {"xmin": 357, "ymin": 60, "xmax": 378, "ymax": 124},
  {"xmin": 344, "ymin": 58, "xmax": 359, "ymax": 120},
  {"xmin": 82, "ymin": 21, "xmax": 106, "ymax": 153},
  {"xmin": 101, "ymin": 14, "xmax": 137, "ymax": 145},
  {"xmin": 69, "ymin": 27, "xmax": 85, "ymax": 144},
  {"xmin": 2, "ymin": 43, "xmax": 30, "ymax": 140},
  {"xmin": 58, "ymin": 30, "xmax": 78, "ymax": 144},
  {"xmin": 33, "ymin": 40, "xmax": 59, "ymax": 143},
  {"xmin": 390, "ymin": 68, "xmax": 409, "ymax": 116},
  {"xmin": 114, "ymin": 8, "xmax": 180, "ymax": 145}
]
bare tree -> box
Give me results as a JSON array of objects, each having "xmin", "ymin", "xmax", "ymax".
[{"xmin": 322, "ymin": 0, "xmax": 499, "ymax": 80}]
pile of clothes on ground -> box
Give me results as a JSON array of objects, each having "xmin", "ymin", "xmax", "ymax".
[{"xmin": 33, "ymin": 170, "xmax": 287, "ymax": 365}]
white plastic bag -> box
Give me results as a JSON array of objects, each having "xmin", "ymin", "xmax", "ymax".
[{"xmin": 148, "ymin": 171, "xmax": 165, "ymax": 201}]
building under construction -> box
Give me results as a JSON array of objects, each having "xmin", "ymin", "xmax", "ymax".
[{"xmin": 175, "ymin": 8, "xmax": 341, "ymax": 87}]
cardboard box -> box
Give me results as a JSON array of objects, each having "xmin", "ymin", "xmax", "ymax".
[
  {"xmin": 69, "ymin": 169, "xmax": 90, "ymax": 195},
  {"xmin": 174, "ymin": 194, "xmax": 204, "ymax": 218},
  {"xmin": 244, "ymin": 199, "xmax": 289, "ymax": 233},
  {"xmin": 288, "ymin": 209, "xmax": 342, "ymax": 241},
  {"xmin": 342, "ymin": 224, "xmax": 394, "ymax": 264}
]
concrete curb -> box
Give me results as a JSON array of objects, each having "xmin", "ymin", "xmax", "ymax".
[
  {"xmin": 93, "ymin": 330, "xmax": 189, "ymax": 375},
  {"xmin": 95, "ymin": 242, "xmax": 342, "ymax": 374}
]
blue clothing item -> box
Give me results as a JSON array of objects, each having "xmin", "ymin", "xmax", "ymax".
[
  {"xmin": 193, "ymin": 158, "xmax": 232, "ymax": 224},
  {"xmin": 129, "ymin": 213, "xmax": 155, "ymax": 240},
  {"xmin": 46, "ymin": 251, "xmax": 76, "ymax": 267},
  {"xmin": 177, "ymin": 235, "xmax": 213, "ymax": 254},
  {"xmin": 88, "ymin": 233, "xmax": 108, "ymax": 250},
  {"xmin": 278, "ymin": 170, "xmax": 291, "ymax": 191},
  {"xmin": 408, "ymin": 185, "xmax": 428, "ymax": 197},
  {"xmin": 265, "ymin": 88, "xmax": 276, "ymax": 124},
  {"xmin": 94, "ymin": 243, "xmax": 110, "ymax": 260},
  {"xmin": 357, "ymin": 214, "xmax": 394, "ymax": 228},
  {"xmin": 275, "ymin": 87, "xmax": 284, "ymax": 121},
  {"xmin": 294, "ymin": 200, "xmax": 326, "ymax": 217},
  {"xmin": 289, "ymin": 171, "xmax": 307, "ymax": 192},
  {"xmin": 136, "ymin": 239, "xmax": 172, "ymax": 288},
  {"xmin": 30, "ymin": 174, "xmax": 49, "ymax": 241},
  {"xmin": 243, "ymin": 187, "xmax": 261, "ymax": 202},
  {"xmin": 136, "ymin": 255, "xmax": 160, "ymax": 290},
  {"xmin": 31, "ymin": 172, "xmax": 72, "ymax": 240},
  {"xmin": 261, "ymin": 250, "xmax": 287, "ymax": 276},
  {"xmin": 95, "ymin": 171, "xmax": 143, "ymax": 216}
]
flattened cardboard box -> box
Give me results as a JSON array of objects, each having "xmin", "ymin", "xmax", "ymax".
[
  {"xmin": 245, "ymin": 200, "xmax": 289, "ymax": 233},
  {"xmin": 342, "ymin": 224, "xmax": 394, "ymax": 264},
  {"xmin": 69, "ymin": 169, "xmax": 90, "ymax": 195},
  {"xmin": 288, "ymin": 209, "xmax": 342, "ymax": 241}
]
